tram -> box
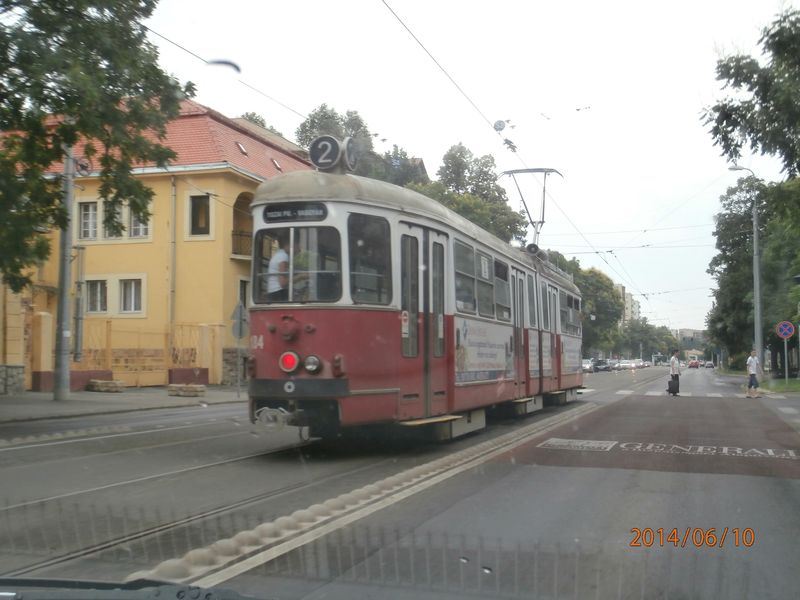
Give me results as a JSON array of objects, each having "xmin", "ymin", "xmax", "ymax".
[{"xmin": 247, "ymin": 137, "xmax": 582, "ymax": 440}]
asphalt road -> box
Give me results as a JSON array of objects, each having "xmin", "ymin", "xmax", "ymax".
[{"xmin": 1, "ymin": 368, "xmax": 798, "ymax": 600}]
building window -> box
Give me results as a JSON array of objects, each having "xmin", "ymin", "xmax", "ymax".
[
  {"xmin": 190, "ymin": 195, "xmax": 210, "ymax": 235},
  {"xmin": 130, "ymin": 209, "xmax": 149, "ymax": 238},
  {"xmin": 120, "ymin": 279, "xmax": 142, "ymax": 312},
  {"xmin": 103, "ymin": 202, "xmax": 122, "ymax": 238},
  {"xmin": 86, "ymin": 280, "xmax": 107, "ymax": 313},
  {"xmin": 79, "ymin": 202, "xmax": 97, "ymax": 240}
]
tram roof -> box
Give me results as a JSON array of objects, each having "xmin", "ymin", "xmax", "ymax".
[{"xmin": 253, "ymin": 170, "xmax": 579, "ymax": 294}]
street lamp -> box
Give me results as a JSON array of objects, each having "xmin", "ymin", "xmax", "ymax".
[{"xmin": 729, "ymin": 165, "xmax": 763, "ymax": 370}]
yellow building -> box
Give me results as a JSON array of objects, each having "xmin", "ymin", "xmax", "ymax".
[{"xmin": 11, "ymin": 100, "xmax": 311, "ymax": 390}]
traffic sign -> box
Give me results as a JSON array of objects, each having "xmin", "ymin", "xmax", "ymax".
[
  {"xmin": 776, "ymin": 320, "xmax": 795, "ymax": 340},
  {"xmin": 231, "ymin": 302, "xmax": 249, "ymax": 340}
]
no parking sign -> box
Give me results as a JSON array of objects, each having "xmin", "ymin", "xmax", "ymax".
[{"xmin": 776, "ymin": 321, "xmax": 795, "ymax": 339}]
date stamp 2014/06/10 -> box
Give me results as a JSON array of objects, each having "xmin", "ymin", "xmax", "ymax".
[{"xmin": 630, "ymin": 527, "xmax": 755, "ymax": 548}]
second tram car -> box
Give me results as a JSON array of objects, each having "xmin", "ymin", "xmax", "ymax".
[{"xmin": 247, "ymin": 162, "xmax": 582, "ymax": 440}]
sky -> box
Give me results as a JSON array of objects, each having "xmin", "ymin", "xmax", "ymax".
[{"xmin": 145, "ymin": 0, "xmax": 797, "ymax": 330}]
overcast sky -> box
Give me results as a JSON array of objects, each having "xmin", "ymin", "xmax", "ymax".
[{"xmin": 145, "ymin": 0, "xmax": 796, "ymax": 331}]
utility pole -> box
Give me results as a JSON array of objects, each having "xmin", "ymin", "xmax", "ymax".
[{"xmin": 54, "ymin": 145, "xmax": 75, "ymax": 401}]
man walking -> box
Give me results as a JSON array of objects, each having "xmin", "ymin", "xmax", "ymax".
[
  {"xmin": 746, "ymin": 350, "xmax": 762, "ymax": 398},
  {"xmin": 669, "ymin": 349, "xmax": 681, "ymax": 396}
]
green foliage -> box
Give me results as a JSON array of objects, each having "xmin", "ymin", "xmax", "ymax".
[
  {"xmin": 574, "ymin": 268, "xmax": 625, "ymax": 352},
  {"xmin": 613, "ymin": 318, "xmax": 678, "ymax": 359},
  {"xmin": 241, "ymin": 111, "xmax": 267, "ymax": 128},
  {"xmin": 704, "ymin": 9, "xmax": 800, "ymax": 175},
  {"xmin": 295, "ymin": 104, "xmax": 426, "ymax": 184},
  {"xmin": 429, "ymin": 144, "xmax": 528, "ymax": 243},
  {"xmin": 240, "ymin": 111, "xmax": 284, "ymax": 137},
  {"xmin": 0, "ymin": 0, "xmax": 194, "ymax": 291}
]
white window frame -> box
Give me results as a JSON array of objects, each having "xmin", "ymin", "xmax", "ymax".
[
  {"xmin": 129, "ymin": 207, "xmax": 149, "ymax": 238},
  {"xmin": 78, "ymin": 202, "xmax": 97, "ymax": 240},
  {"xmin": 86, "ymin": 280, "xmax": 107, "ymax": 313},
  {"xmin": 119, "ymin": 278, "xmax": 143, "ymax": 313}
]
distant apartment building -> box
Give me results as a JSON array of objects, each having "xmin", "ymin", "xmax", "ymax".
[
  {"xmin": 614, "ymin": 284, "xmax": 640, "ymax": 325},
  {"xmin": 1, "ymin": 100, "xmax": 312, "ymax": 391}
]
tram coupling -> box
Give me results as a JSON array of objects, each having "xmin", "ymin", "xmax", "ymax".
[{"xmin": 254, "ymin": 406, "xmax": 308, "ymax": 429}]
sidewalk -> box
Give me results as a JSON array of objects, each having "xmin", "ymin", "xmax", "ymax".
[{"xmin": 0, "ymin": 385, "xmax": 247, "ymax": 424}]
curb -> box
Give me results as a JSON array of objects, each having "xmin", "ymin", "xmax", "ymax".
[{"xmin": 0, "ymin": 399, "xmax": 248, "ymax": 425}]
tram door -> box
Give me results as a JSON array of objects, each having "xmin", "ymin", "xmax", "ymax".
[
  {"xmin": 399, "ymin": 226, "xmax": 449, "ymax": 419},
  {"xmin": 511, "ymin": 268, "xmax": 527, "ymax": 398}
]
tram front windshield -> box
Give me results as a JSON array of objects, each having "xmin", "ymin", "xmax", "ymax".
[{"xmin": 254, "ymin": 227, "xmax": 341, "ymax": 303}]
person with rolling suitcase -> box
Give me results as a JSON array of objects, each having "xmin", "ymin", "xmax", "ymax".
[{"xmin": 668, "ymin": 349, "xmax": 681, "ymax": 396}]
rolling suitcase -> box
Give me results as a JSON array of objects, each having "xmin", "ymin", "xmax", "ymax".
[{"xmin": 667, "ymin": 378, "xmax": 678, "ymax": 395}]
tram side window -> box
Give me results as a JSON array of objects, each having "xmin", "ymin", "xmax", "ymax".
[
  {"xmin": 563, "ymin": 293, "xmax": 582, "ymax": 336},
  {"xmin": 526, "ymin": 274, "xmax": 537, "ymax": 328},
  {"xmin": 401, "ymin": 235, "xmax": 419, "ymax": 357},
  {"xmin": 540, "ymin": 282, "xmax": 550, "ymax": 330},
  {"xmin": 348, "ymin": 214, "xmax": 391, "ymax": 305},
  {"xmin": 454, "ymin": 240, "xmax": 476, "ymax": 313},
  {"xmin": 253, "ymin": 227, "xmax": 341, "ymax": 303},
  {"xmin": 494, "ymin": 260, "xmax": 510, "ymax": 321},
  {"xmin": 476, "ymin": 251, "xmax": 494, "ymax": 318},
  {"xmin": 559, "ymin": 291, "xmax": 568, "ymax": 333}
]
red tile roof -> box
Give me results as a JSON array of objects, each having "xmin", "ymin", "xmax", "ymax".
[{"xmin": 42, "ymin": 99, "xmax": 311, "ymax": 179}]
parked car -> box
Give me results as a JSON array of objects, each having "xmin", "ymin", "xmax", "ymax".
[
  {"xmin": 705, "ymin": 361, "xmax": 714, "ymax": 368},
  {"xmin": 619, "ymin": 360, "xmax": 635, "ymax": 370},
  {"xmin": 582, "ymin": 359, "xmax": 595, "ymax": 373}
]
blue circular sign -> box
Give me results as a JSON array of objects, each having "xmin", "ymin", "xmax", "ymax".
[{"xmin": 776, "ymin": 320, "xmax": 795, "ymax": 339}]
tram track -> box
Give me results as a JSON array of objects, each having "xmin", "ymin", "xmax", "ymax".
[{"xmin": 0, "ymin": 443, "xmax": 401, "ymax": 578}]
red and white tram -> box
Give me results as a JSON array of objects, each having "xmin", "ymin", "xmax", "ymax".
[{"xmin": 247, "ymin": 155, "xmax": 583, "ymax": 440}]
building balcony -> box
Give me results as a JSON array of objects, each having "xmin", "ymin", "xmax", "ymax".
[{"xmin": 231, "ymin": 230, "xmax": 252, "ymax": 258}]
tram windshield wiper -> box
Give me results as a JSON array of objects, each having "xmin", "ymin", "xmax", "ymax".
[{"xmin": 0, "ymin": 579, "xmax": 262, "ymax": 600}]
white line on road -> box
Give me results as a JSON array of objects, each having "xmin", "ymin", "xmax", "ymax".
[
  {"xmin": 778, "ymin": 407, "xmax": 799, "ymax": 414},
  {"xmin": 707, "ymin": 393, "xmax": 722, "ymax": 397},
  {"xmin": 645, "ymin": 391, "xmax": 662, "ymax": 396},
  {"xmin": 616, "ymin": 390, "xmax": 635, "ymax": 395}
]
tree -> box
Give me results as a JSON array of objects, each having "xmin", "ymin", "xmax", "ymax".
[
  {"xmin": 433, "ymin": 143, "xmax": 528, "ymax": 243},
  {"xmin": 574, "ymin": 268, "xmax": 624, "ymax": 353},
  {"xmin": 381, "ymin": 145, "xmax": 428, "ymax": 187},
  {"xmin": 240, "ymin": 111, "xmax": 284, "ymax": 137},
  {"xmin": 703, "ymin": 9, "xmax": 800, "ymax": 176},
  {"xmin": 0, "ymin": 0, "xmax": 194, "ymax": 291},
  {"xmin": 295, "ymin": 104, "xmax": 384, "ymax": 178}
]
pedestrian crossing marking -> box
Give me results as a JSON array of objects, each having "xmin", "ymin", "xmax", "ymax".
[
  {"xmin": 616, "ymin": 390, "xmax": 635, "ymax": 395},
  {"xmin": 577, "ymin": 388, "xmax": 595, "ymax": 394},
  {"xmin": 645, "ymin": 391, "xmax": 661, "ymax": 396},
  {"xmin": 707, "ymin": 393, "xmax": 722, "ymax": 397},
  {"xmin": 778, "ymin": 407, "xmax": 799, "ymax": 414}
]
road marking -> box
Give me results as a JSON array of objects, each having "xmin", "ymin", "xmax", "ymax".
[
  {"xmin": 538, "ymin": 438, "xmax": 798, "ymax": 460},
  {"xmin": 645, "ymin": 391, "xmax": 661, "ymax": 396},
  {"xmin": 707, "ymin": 393, "xmax": 722, "ymax": 397},
  {"xmin": 577, "ymin": 388, "xmax": 595, "ymax": 394},
  {"xmin": 616, "ymin": 390, "xmax": 635, "ymax": 395},
  {"xmin": 778, "ymin": 407, "xmax": 799, "ymax": 414},
  {"xmin": 767, "ymin": 394, "xmax": 786, "ymax": 399},
  {"xmin": 538, "ymin": 438, "xmax": 617, "ymax": 451}
]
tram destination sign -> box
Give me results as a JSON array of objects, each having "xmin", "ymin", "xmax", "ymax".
[{"xmin": 264, "ymin": 202, "xmax": 327, "ymax": 223}]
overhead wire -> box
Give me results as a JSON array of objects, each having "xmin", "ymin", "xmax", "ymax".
[{"xmin": 376, "ymin": 2, "xmax": 653, "ymax": 298}]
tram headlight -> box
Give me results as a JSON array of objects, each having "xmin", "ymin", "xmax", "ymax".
[
  {"xmin": 279, "ymin": 351, "xmax": 300, "ymax": 373},
  {"xmin": 303, "ymin": 355, "xmax": 322, "ymax": 374}
]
